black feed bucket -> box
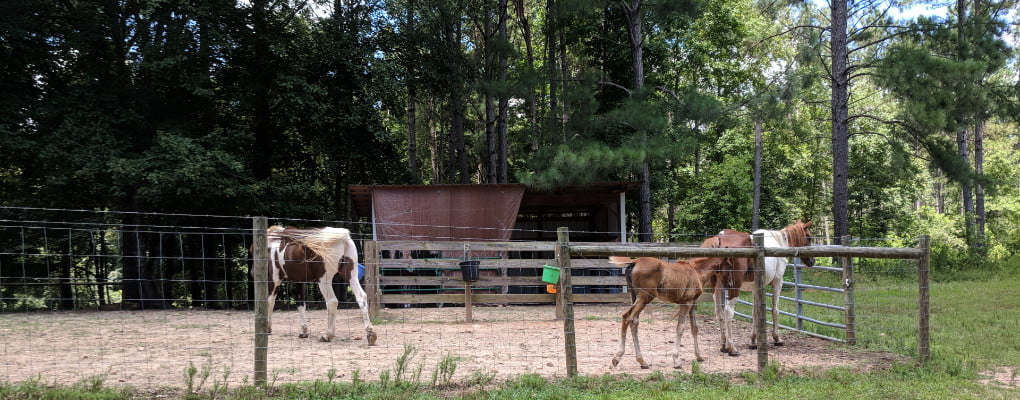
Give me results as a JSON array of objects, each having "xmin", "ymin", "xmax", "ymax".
[{"xmin": 459, "ymin": 260, "xmax": 480, "ymax": 282}]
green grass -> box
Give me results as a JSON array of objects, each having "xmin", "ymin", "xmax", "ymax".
[{"xmin": 2, "ymin": 276, "xmax": 1018, "ymax": 399}]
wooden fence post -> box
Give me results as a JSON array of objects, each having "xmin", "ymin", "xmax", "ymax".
[
  {"xmin": 556, "ymin": 227, "xmax": 578, "ymax": 377},
  {"xmin": 252, "ymin": 217, "xmax": 268, "ymax": 387},
  {"xmin": 364, "ymin": 240, "xmax": 380, "ymax": 320},
  {"xmin": 752, "ymin": 232, "xmax": 768, "ymax": 372},
  {"xmin": 917, "ymin": 235, "xmax": 931, "ymax": 363},
  {"xmin": 842, "ymin": 235, "xmax": 856, "ymax": 345},
  {"xmin": 463, "ymin": 243, "xmax": 473, "ymax": 323}
]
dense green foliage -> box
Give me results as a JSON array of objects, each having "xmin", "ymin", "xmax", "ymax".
[{"xmin": 1, "ymin": 0, "xmax": 1018, "ymax": 275}]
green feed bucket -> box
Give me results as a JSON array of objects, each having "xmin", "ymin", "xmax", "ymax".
[{"xmin": 541, "ymin": 265, "xmax": 561, "ymax": 284}]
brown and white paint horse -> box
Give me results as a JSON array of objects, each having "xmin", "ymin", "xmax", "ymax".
[
  {"xmin": 254, "ymin": 226, "xmax": 377, "ymax": 344},
  {"xmin": 751, "ymin": 219, "xmax": 814, "ymax": 348},
  {"xmin": 705, "ymin": 220, "xmax": 815, "ymax": 349},
  {"xmin": 608, "ymin": 256, "xmax": 720, "ymax": 369},
  {"xmin": 699, "ymin": 229, "xmax": 753, "ymax": 356}
]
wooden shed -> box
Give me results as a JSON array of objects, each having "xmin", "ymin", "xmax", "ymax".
[
  {"xmin": 348, "ymin": 182, "xmax": 641, "ymax": 243},
  {"xmin": 349, "ymin": 182, "xmax": 639, "ymax": 300}
]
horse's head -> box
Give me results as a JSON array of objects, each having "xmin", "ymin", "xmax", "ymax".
[{"xmin": 788, "ymin": 219, "xmax": 815, "ymax": 267}]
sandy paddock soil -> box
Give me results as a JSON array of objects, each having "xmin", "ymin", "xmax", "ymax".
[{"xmin": 0, "ymin": 304, "xmax": 906, "ymax": 389}]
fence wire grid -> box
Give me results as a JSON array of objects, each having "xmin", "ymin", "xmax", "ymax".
[{"xmin": 1, "ymin": 208, "xmax": 926, "ymax": 389}]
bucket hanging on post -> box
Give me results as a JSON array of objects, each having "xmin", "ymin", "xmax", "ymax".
[
  {"xmin": 541, "ymin": 265, "xmax": 560, "ymax": 284},
  {"xmin": 459, "ymin": 260, "xmax": 480, "ymax": 282}
]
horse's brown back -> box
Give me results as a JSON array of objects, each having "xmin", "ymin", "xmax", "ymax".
[{"xmin": 627, "ymin": 257, "xmax": 711, "ymax": 304}]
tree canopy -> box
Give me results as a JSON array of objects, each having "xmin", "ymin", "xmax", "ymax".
[{"xmin": 1, "ymin": 0, "xmax": 1018, "ymax": 257}]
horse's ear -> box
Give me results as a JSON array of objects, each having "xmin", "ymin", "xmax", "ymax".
[{"xmin": 804, "ymin": 220, "xmax": 813, "ymax": 228}]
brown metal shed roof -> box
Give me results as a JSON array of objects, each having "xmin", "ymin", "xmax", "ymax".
[{"xmin": 349, "ymin": 182, "xmax": 641, "ymax": 219}]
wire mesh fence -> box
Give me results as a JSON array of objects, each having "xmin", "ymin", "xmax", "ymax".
[{"xmin": 0, "ymin": 207, "xmax": 929, "ymax": 389}]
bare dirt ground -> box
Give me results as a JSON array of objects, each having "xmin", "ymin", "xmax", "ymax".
[{"xmin": 0, "ymin": 304, "xmax": 908, "ymax": 389}]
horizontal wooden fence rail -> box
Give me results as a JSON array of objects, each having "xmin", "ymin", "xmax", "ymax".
[
  {"xmin": 568, "ymin": 245, "xmax": 925, "ymax": 260},
  {"xmin": 362, "ymin": 240, "xmax": 633, "ymax": 319}
]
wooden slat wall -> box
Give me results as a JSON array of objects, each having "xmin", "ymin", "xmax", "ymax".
[{"xmin": 364, "ymin": 241, "xmax": 631, "ymax": 317}]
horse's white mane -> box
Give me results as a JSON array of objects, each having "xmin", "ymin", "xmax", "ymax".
[{"xmin": 752, "ymin": 229, "xmax": 789, "ymax": 248}]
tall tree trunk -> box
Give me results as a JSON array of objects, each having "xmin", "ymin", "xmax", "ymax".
[
  {"xmin": 202, "ymin": 233, "xmax": 221, "ymax": 308},
  {"xmin": 452, "ymin": 97, "xmax": 467, "ymax": 183},
  {"xmin": 430, "ymin": 114, "xmax": 442, "ymax": 182},
  {"xmin": 514, "ymin": 0, "xmax": 538, "ymax": 155},
  {"xmin": 486, "ymin": 81, "xmax": 497, "ymax": 183},
  {"xmin": 934, "ymin": 171, "xmax": 945, "ymax": 214},
  {"xmin": 958, "ymin": 127, "xmax": 975, "ymax": 242},
  {"xmin": 497, "ymin": 0, "xmax": 509, "ymax": 183},
  {"xmin": 406, "ymin": 0, "xmax": 418, "ymax": 179},
  {"xmin": 622, "ymin": 0, "xmax": 644, "ymax": 90},
  {"xmin": 121, "ymin": 216, "xmax": 165, "ymax": 309},
  {"xmin": 60, "ymin": 250, "xmax": 74, "ymax": 310},
  {"xmin": 485, "ymin": 0, "xmax": 498, "ymax": 183},
  {"xmin": 559, "ymin": 30, "xmax": 569, "ymax": 141},
  {"xmin": 621, "ymin": 0, "xmax": 651, "ymax": 242},
  {"xmin": 408, "ymin": 86, "xmax": 419, "ymax": 179},
  {"xmin": 975, "ymin": 120, "xmax": 986, "ymax": 251},
  {"xmin": 753, "ymin": 117, "xmax": 763, "ymax": 231},
  {"xmin": 96, "ymin": 231, "xmax": 109, "ymax": 306},
  {"xmin": 956, "ymin": 0, "xmax": 977, "ymax": 247},
  {"xmin": 830, "ymin": 0, "xmax": 850, "ymax": 245},
  {"xmin": 545, "ymin": 0, "xmax": 558, "ymax": 145},
  {"xmin": 252, "ymin": 0, "xmax": 274, "ymax": 182},
  {"xmin": 443, "ymin": 15, "xmax": 467, "ymax": 183},
  {"xmin": 186, "ymin": 234, "xmax": 203, "ymax": 307}
]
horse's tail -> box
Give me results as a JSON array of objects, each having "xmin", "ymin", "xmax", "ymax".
[
  {"xmin": 623, "ymin": 262, "xmax": 637, "ymax": 304},
  {"xmin": 294, "ymin": 227, "xmax": 352, "ymax": 263},
  {"xmin": 608, "ymin": 256, "xmax": 638, "ymax": 303}
]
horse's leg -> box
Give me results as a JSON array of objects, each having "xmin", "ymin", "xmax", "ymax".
[
  {"xmin": 628, "ymin": 299, "xmax": 650, "ymax": 369},
  {"xmin": 347, "ymin": 267, "xmax": 377, "ymax": 346},
  {"xmin": 266, "ymin": 250, "xmax": 283, "ymax": 335},
  {"xmin": 770, "ymin": 275, "xmax": 784, "ymax": 346},
  {"xmin": 297, "ymin": 282, "xmax": 310, "ymax": 338},
  {"xmin": 612, "ymin": 296, "xmax": 651, "ymax": 368},
  {"xmin": 671, "ymin": 304, "xmax": 688, "ymax": 369},
  {"xmin": 714, "ymin": 286, "xmax": 738, "ymax": 356},
  {"xmin": 342, "ymin": 240, "xmax": 377, "ymax": 346},
  {"xmin": 316, "ymin": 277, "xmax": 339, "ymax": 342},
  {"xmin": 713, "ymin": 286, "xmax": 727, "ymax": 353},
  {"xmin": 688, "ymin": 303, "xmax": 704, "ymax": 364},
  {"xmin": 612, "ymin": 303, "xmax": 635, "ymax": 367},
  {"xmin": 267, "ymin": 284, "xmax": 278, "ymax": 334}
]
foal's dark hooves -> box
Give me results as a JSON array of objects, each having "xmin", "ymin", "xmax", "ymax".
[
  {"xmin": 773, "ymin": 341, "xmax": 785, "ymax": 347},
  {"xmin": 748, "ymin": 344, "xmax": 758, "ymax": 350},
  {"xmin": 298, "ymin": 333, "xmax": 309, "ymax": 339},
  {"xmin": 727, "ymin": 351, "xmax": 740, "ymax": 357},
  {"xmin": 640, "ymin": 365, "xmax": 650, "ymax": 370}
]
